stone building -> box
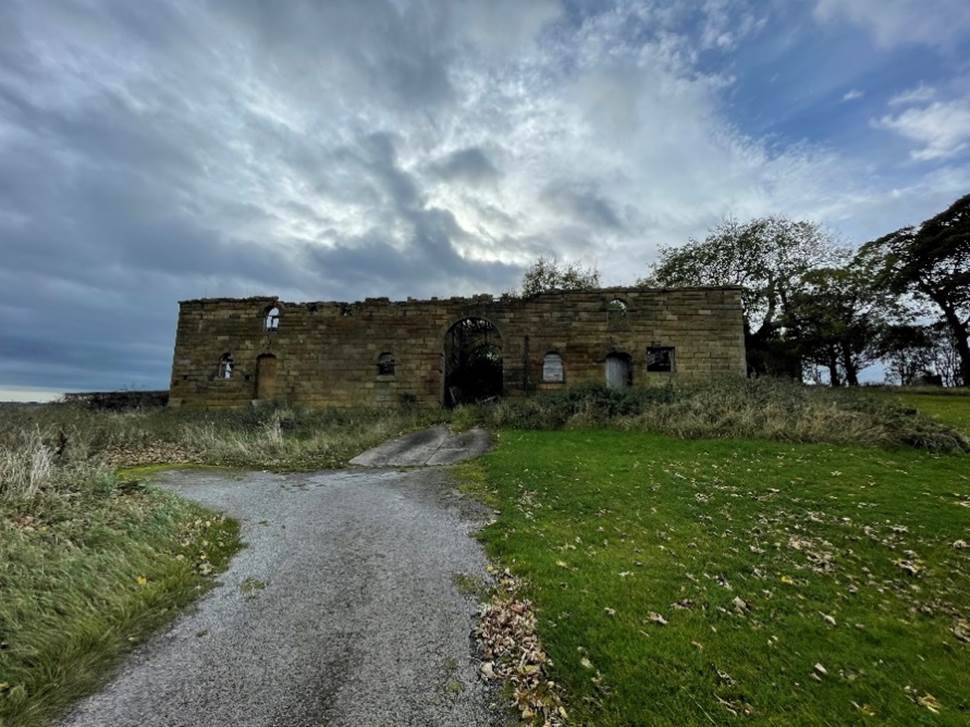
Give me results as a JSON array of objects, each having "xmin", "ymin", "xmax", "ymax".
[{"xmin": 167, "ymin": 287, "xmax": 745, "ymax": 409}]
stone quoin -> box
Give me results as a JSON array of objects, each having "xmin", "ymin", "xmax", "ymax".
[{"xmin": 168, "ymin": 286, "xmax": 746, "ymax": 409}]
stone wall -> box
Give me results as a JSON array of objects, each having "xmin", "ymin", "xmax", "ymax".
[
  {"xmin": 168, "ymin": 287, "xmax": 745, "ymax": 409},
  {"xmin": 63, "ymin": 390, "xmax": 170, "ymax": 410}
]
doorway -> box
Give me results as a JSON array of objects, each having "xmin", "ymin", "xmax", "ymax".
[
  {"xmin": 443, "ymin": 318, "xmax": 502, "ymax": 406},
  {"xmin": 256, "ymin": 354, "xmax": 279, "ymax": 400},
  {"xmin": 605, "ymin": 352, "xmax": 632, "ymax": 390}
]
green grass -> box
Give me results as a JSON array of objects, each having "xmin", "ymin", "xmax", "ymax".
[
  {"xmin": 469, "ymin": 430, "xmax": 970, "ymax": 725},
  {"xmin": 0, "ymin": 483, "xmax": 240, "ymax": 727},
  {"xmin": 871, "ymin": 392, "xmax": 970, "ymax": 438}
]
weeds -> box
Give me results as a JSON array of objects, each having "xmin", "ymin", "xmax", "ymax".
[
  {"xmin": 0, "ymin": 402, "xmax": 447, "ymax": 499},
  {"xmin": 454, "ymin": 378, "xmax": 969, "ymax": 453}
]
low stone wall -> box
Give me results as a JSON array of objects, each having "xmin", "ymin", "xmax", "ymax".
[
  {"xmin": 64, "ymin": 390, "xmax": 170, "ymax": 410},
  {"xmin": 168, "ymin": 287, "xmax": 745, "ymax": 409}
]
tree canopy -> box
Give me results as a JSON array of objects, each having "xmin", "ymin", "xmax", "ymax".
[
  {"xmin": 521, "ymin": 256, "xmax": 600, "ymax": 297},
  {"xmin": 860, "ymin": 193, "xmax": 970, "ymax": 385},
  {"xmin": 643, "ymin": 217, "xmax": 845, "ymax": 376}
]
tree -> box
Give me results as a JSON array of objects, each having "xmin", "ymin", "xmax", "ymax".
[
  {"xmin": 785, "ymin": 261, "xmax": 894, "ymax": 385},
  {"xmin": 880, "ymin": 324, "xmax": 935, "ymax": 385},
  {"xmin": 861, "ymin": 194, "xmax": 970, "ymax": 386},
  {"xmin": 642, "ymin": 217, "xmax": 846, "ymax": 376},
  {"xmin": 520, "ymin": 256, "xmax": 600, "ymax": 297}
]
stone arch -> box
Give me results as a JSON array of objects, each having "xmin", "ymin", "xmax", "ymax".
[{"xmin": 443, "ymin": 317, "xmax": 502, "ymax": 406}]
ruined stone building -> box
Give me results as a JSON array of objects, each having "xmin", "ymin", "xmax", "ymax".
[{"xmin": 168, "ymin": 287, "xmax": 746, "ymax": 409}]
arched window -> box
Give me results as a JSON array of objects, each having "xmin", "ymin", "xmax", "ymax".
[
  {"xmin": 218, "ymin": 353, "xmax": 234, "ymax": 380},
  {"xmin": 377, "ymin": 352, "xmax": 395, "ymax": 376},
  {"xmin": 542, "ymin": 352, "xmax": 564, "ymax": 383},
  {"xmin": 265, "ymin": 306, "xmax": 280, "ymax": 331},
  {"xmin": 607, "ymin": 298, "xmax": 628, "ymax": 319}
]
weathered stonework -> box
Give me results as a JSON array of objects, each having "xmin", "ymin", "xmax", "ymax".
[{"xmin": 168, "ymin": 287, "xmax": 746, "ymax": 409}]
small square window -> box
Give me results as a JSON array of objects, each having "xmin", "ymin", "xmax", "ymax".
[
  {"xmin": 377, "ymin": 352, "xmax": 395, "ymax": 376},
  {"xmin": 218, "ymin": 353, "xmax": 234, "ymax": 379},
  {"xmin": 646, "ymin": 346, "xmax": 674, "ymax": 373}
]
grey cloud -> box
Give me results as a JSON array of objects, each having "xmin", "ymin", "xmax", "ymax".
[
  {"xmin": 427, "ymin": 147, "xmax": 501, "ymax": 184},
  {"xmin": 540, "ymin": 181, "xmax": 626, "ymax": 231},
  {"xmin": 3, "ymin": 0, "xmax": 958, "ymax": 395},
  {"xmin": 0, "ymin": 3, "xmax": 536, "ymax": 388}
]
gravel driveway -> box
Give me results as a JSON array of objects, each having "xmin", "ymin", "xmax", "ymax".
[{"xmin": 61, "ymin": 463, "xmax": 503, "ymax": 726}]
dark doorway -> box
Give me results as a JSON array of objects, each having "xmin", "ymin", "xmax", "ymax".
[
  {"xmin": 444, "ymin": 318, "xmax": 502, "ymax": 406},
  {"xmin": 256, "ymin": 354, "xmax": 279, "ymax": 399}
]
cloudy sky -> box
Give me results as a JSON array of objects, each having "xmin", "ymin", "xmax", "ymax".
[{"xmin": 2, "ymin": 0, "xmax": 969, "ymax": 398}]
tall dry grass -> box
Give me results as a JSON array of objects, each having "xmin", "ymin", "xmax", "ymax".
[
  {"xmin": 453, "ymin": 378, "xmax": 970, "ymax": 453},
  {"xmin": 0, "ymin": 402, "xmax": 446, "ymax": 501}
]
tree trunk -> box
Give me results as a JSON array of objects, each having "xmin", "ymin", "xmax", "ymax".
[
  {"xmin": 841, "ymin": 343, "xmax": 860, "ymax": 386},
  {"xmin": 938, "ymin": 305, "xmax": 970, "ymax": 386},
  {"xmin": 828, "ymin": 349, "xmax": 841, "ymax": 387},
  {"xmin": 955, "ymin": 328, "xmax": 970, "ymax": 387}
]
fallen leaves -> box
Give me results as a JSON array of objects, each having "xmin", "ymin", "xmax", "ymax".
[
  {"xmin": 102, "ymin": 443, "xmax": 197, "ymax": 467},
  {"xmin": 894, "ymin": 559, "xmax": 924, "ymax": 577},
  {"xmin": 904, "ymin": 686, "xmax": 942, "ymax": 714},
  {"xmin": 787, "ymin": 535, "xmax": 835, "ymax": 572},
  {"xmin": 646, "ymin": 611, "xmax": 668, "ymax": 626},
  {"xmin": 475, "ymin": 570, "xmax": 567, "ymax": 726},
  {"xmin": 952, "ymin": 619, "xmax": 970, "ymax": 643},
  {"xmin": 732, "ymin": 596, "xmax": 751, "ymax": 614}
]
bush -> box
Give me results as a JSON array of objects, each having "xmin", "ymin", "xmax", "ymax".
[{"xmin": 456, "ymin": 378, "xmax": 969, "ymax": 453}]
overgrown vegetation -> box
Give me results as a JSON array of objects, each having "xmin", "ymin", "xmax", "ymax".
[
  {"xmin": 0, "ymin": 403, "xmax": 443, "ymax": 726},
  {"xmin": 453, "ymin": 379, "xmax": 969, "ymax": 453},
  {"xmin": 467, "ymin": 429, "xmax": 970, "ymax": 725},
  {"xmin": 1, "ymin": 403, "xmax": 447, "ymax": 478},
  {"xmin": 0, "ymin": 454, "xmax": 239, "ymax": 725}
]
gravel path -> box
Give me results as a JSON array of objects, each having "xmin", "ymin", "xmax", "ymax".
[{"xmin": 61, "ymin": 465, "xmax": 504, "ymax": 727}]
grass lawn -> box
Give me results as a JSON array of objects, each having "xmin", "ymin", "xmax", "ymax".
[
  {"xmin": 0, "ymin": 482, "xmax": 240, "ymax": 727},
  {"xmin": 876, "ymin": 393, "xmax": 970, "ymax": 438},
  {"xmin": 467, "ymin": 430, "xmax": 970, "ymax": 725}
]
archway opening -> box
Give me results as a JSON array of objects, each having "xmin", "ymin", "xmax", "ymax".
[{"xmin": 444, "ymin": 317, "xmax": 502, "ymax": 407}]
